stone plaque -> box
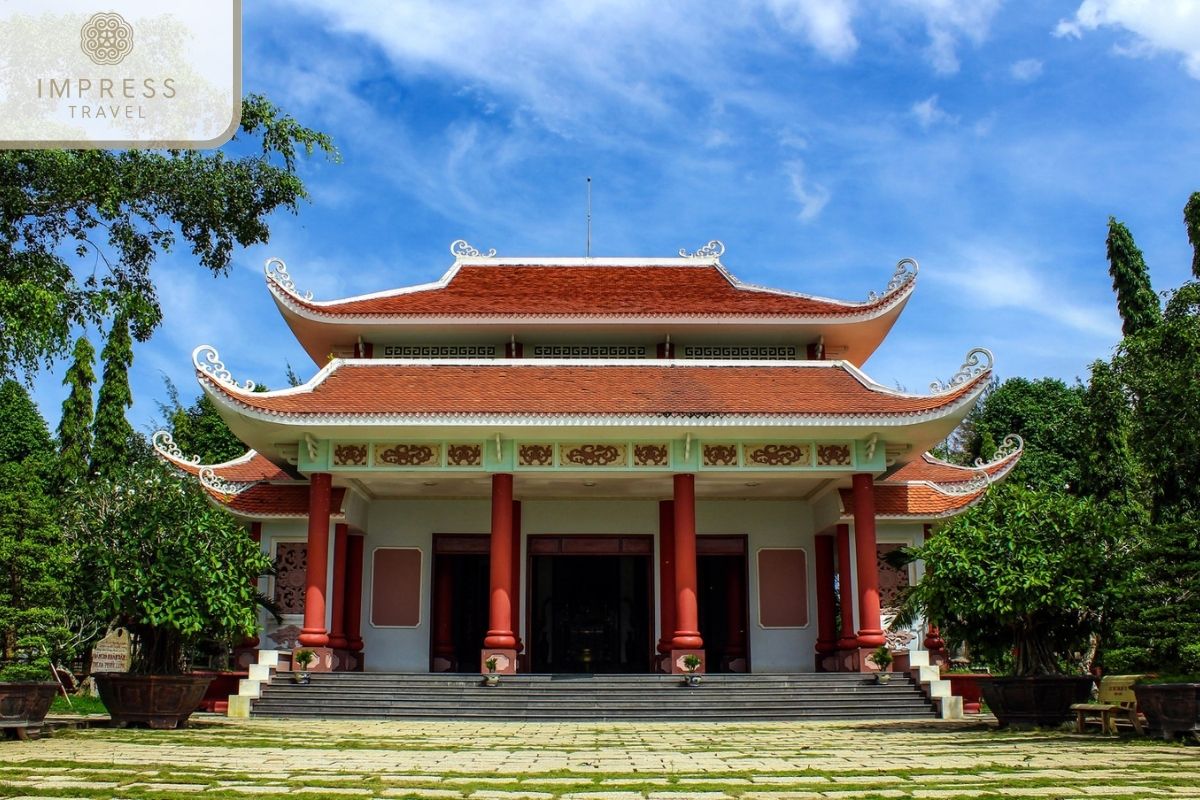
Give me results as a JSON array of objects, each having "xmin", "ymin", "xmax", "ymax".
[{"xmin": 92, "ymin": 628, "xmax": 132, "ymax": 673}]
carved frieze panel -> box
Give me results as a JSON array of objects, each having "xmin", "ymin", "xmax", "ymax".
[
  {"xmin": 632, "ymin": 443, "xmax": 670, "ymax": 467},
  {"xmin": 273, "ymin": 542, "xmax": 307, "ymax": 616},
  {"xmin": 560, "ymin": 443, "xmax": 627, "ymax": 467},
  {"xmin": 445, "ymin": 444, "xmax": 483, "ymax": 467},
  {"xmin": 333, "ymin": 443, "xmax": 368, "ymax": 466},
  {"xmin": 702, "ymin": 444, "xmax": 739, "ymax": 467},
  {"xmin": 375, "ymin": 443, "xmax": 440, "ymax": 467},
  {"xmin": 743, "ymin": 443, "xmax": 811, "ymax": 467},
  {"xmin": 518, "ymin": 444, "xmax": 555, "ymax": 467},
  {"xmin": 682, "ymin": 345, "xmax": 798, "ymax": 360},
  {"xmin": 816, "ymin": 444, "xmax": 852, "ymax": 466}
]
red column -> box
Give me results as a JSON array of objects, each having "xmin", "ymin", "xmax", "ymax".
[
  {"xmin": 345, "ymin": 535, "xmax": 365, "ymax": 652},
  {"xmin": 836, "ymin": 524, "xmax": 857, "ymax": 649},
  {"xmin": 510, "ymin": 500, "xmax": 523, "ymax": 652},
  {"xmin": 327, "ymin": 523, "xmax": 349, "ymax": 649},
  {"xmin": 432, "ymin": 558, "xmax": 455, "ymax": 669},
  {"xmin": 299, "ymin": 473, "xmax": 332, "ymax": 647},
  {"xmin": 814, "ymin": 534, "xmax": 837, "ymax": 656},
  {"xmin": 656, "ymin": 501, "xmax": 676, "ymax": 656},
  {"xmin": 921, "ymin": 523, "xmax": 946, "ymax": 652},
  {"xmin": 671, "ymin": 474, "xmax": 703, "ymax": 650},
  {"xmin": 483, "ymin": 473, "xmax": 517, "ymax": 650},
  {"xmin": 852, "ymin": 473, "xmax": 885, "ymax": 648}
]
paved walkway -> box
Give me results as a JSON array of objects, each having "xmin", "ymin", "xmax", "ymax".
[{"xmin": 1, "ymin": 716, "xmax": 1197, "ymax": 799}]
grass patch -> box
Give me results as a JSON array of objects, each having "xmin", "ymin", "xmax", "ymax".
[{"xmin": 49, "ymin": 693, "xmax": 108, "ymax": 715}]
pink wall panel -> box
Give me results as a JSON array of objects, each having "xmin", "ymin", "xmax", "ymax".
[
  {"xmin": 371, "ymin": 548, "xmax": 422, "ymax": 627},
  {"xmin": 757, "ymin": 548, "xmax": 808, "ymax": 628}
]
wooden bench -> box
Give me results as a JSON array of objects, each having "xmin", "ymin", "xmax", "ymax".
[{"xmin": 1072, "ymin": 674, "xmax": 1146, "ymax": 735}]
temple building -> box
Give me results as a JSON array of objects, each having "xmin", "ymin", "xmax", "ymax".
[{"xmin": 153, "ymin": 239, "xmax": 1021, "ymax": 676}]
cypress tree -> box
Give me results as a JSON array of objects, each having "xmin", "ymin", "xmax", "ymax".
[
  {"xmin": 57, "ymin": 336, "xmax": 96, "ymax": 486},
  {"xmin": 1185, "ymin": 192, "xmax": 1200, "ymax": 280},
  {"xmin": 1106, "ymin": 217, "xmax": 1161, "ymax": 337},
  {"xmin": 90, "ymin": 315, "xmax": 135, "ymax": 478}
]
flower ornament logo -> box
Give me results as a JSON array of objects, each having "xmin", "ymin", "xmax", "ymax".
[{"xmin": 80, "ymin": 12, "xmax": 134, "ymax": 66}]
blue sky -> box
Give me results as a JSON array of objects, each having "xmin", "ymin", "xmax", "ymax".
[{"xmin": 27, "ymin": 0, "xmax": 1200, "ymax": 432}]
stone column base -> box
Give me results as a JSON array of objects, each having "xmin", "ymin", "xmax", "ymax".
[
  {"xmin": 481, "ymin": 648, "xmax": 518, "ymax": 675},
  {"xmin": 668, "ymin": 649, "xmax": 706, "ymax": 675},
  {"xmin": 291, "ymin": 646, "xmax": 362, "ymax": 672}
]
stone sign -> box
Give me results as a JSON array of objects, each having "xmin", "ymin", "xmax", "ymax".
[{"xmin": 91, "ymin": 628, "xmax": 131, "ymax": 673}]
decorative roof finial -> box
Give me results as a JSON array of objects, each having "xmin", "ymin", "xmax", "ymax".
[
  {"xmin": 199, "ymin": 467, "xmax": 252, "ymax": 496},
  {"xmin": 679, "ymin": 240, "xmax": 726, "ymax": 259},
  {"xmin": 976, "ymin": 434, "xmax": 1024, "ymax": 467},
  {"xmin": 868, "ymin": 258, "xmax": 919, "ymax": 301},
  {"xmin": 935, "ymin": 469, "xmax": 991, "ymax": 495},
  {"xmin": 450, "ymin": 240, "xmax": 497, "ymax": 258},
  {"xmin": 151, "ymin": 430, "xmax": 200, "ymax": 465},
  {"xmin": 192, "ymin": 345, "xmax": 257, "ymax": 391},
  {"xmin": 930, "ymin": 347, "xmax": 994, "ymax": 393},
  {"xmin": 264, "ymin": 258, "xmax": 313, "ymax": 300}
]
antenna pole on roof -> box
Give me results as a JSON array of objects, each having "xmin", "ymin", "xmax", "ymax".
[{"xmin": 586, "ymin": 176, "xmax": 592, "ymax": 258}]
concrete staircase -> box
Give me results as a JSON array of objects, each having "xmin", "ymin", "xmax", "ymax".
[{"xmin": 249, "ymin": 671, "xmax": 939, "ymax": 721}]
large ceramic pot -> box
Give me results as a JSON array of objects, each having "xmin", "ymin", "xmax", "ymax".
[
  {"xmin": 93, "ymin": 673, "xmax": 213, "ymax": 729},
  {"xmin": 946, "ymin": 672, "xmax": 991, "ymax": 714},
  {"xmin": 978, "ymin": 675, "xmax": 1094, "ymax": 728},
  {"xmin": 1134, "ymin": 683, "xmax": 1200, "ymax": 740},
  {"xmin": 0, "ymin": 683, "xmax": 57, "ymax": 735}
]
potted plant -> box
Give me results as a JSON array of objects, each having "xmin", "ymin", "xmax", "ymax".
[
  {"xmin": 65, "ymin": 461, "xmax": 271, "ymax": 729},
  {"xmin": 872, "ymin": 646, "xmax": 893, "ymax": 684},
  {"xmin": 483, "ymin": 656, "xmax": 500, "ymax": 686},
  {"xmin": 682, "ymin": 654, "xmax": 702, "ymax": 686},
  {"xmin": 0, "ymin": 458, "xmax": 73, "ymax": 739},
  {"xmin": 894, "ymin": 484, "xmax": 1126, "ymax": 727},
  {"xmin": 292, "ymin": 649, "xmax": 315, "ymax": 684}
]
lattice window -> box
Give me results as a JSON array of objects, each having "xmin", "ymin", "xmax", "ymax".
[
  {"xmin": 530, "ymin": 345, "xmax": 648, "ymax": 358},
  {"xmin": 378, "ymin": 344, "xmax": 497, "ymax": 358},
  {"xmin": 681, "ymin": 345, "xmax": 798, "ymax": 360}
]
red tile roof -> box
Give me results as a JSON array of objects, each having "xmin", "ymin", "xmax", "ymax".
[
  {"xmin": 272, "ymin": 263, "xmax": 912, "ymax": 319},
  {"xmin": 885, "ymin": 449, "xmax": 1018, "ymax": 484},
  {"xmin": 212, "ymin": 484, "xmax": 347, "ymax": 519},
  {"xmin": 840, "ymin": 484, "xmax": 983, "ymax": 518},
  {"xmin": 201, "ymin": 361, "xmax": 987, "ymax": 420},
  {"xmin": 159, "ymin": 449, "xmax": 292, "ymax": 482}
]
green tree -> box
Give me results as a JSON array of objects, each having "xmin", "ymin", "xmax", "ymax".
[
  {"xmin": 56, "ymin": 336, "xmax": 96, "ymax": 487},
  {"xmin": 90, "ymin": 314, "xmax": 134, "ymax": 478},
  {"xmin": 1106, "ymin": 217, "xmax": 1161, "ymax": 337},
  {"xmin": 1185, "ymin": 192, "xmax": 1200, "ymax": 280},
  {"xmin": 0, "ymin": 378, "xmax": 53, "ymax": 464},
  {"xmin": 64, "ymin": 460, "xmax": 271, "ymax": 675},
  {"xmin": 169, "ymin": 394, "xmax": 245, "ymax": 464},
  {"xmin": 1075, "ymin": 359, "xmax": 1144, "ymax": 509},
  {"xmin": 0, "ymin": 95, "xmax": 336, "ymax": 377},
  {"xmin": 0, "ymin": 461, "xmax": 72, "ymax": 681},
  {"xmin": 965, "ymin": 377, "xmax": 1087, "ymax": 491},
  {"xmin": 897, "ymin": 484, "xmax": 1129, "ymax": 676}
]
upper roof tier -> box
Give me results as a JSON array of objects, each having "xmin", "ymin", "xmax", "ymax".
[{"xmin": 266, "ymin": 243, "xmax": 919, "ymax": 368}]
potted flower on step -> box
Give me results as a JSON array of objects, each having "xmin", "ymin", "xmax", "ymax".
[
  {"xmin": 682, "ymin": 654, "xmax": 702, "ymax": 686},
  {"xmin": 65, "ymin": 461, "xmax": 272, "ymax": 729},
  {"xmin": 872, "ymin": 646, "xmax": 893, "ymax": 684},
  {"xmin": 292, "ymin": 650, "xmax": 314, "ymax": 684},
  {"xmin": 483, "ymin": 656, "xmax": 500, "ymax": 686}
]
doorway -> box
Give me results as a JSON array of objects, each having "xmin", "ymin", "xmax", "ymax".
[
  {"xmin": 429, "ymin": 535, "xmax": 489, "ymax": 673},
  {"xmin": 528, "ymin": 535, "xmax": 653, "ymax": 673},
  {"xmin": 698, "ymin": 536, "xmax": 750, "ymax": 673}
]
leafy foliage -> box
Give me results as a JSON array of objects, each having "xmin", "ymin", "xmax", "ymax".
[
  {"xmin": 0, "ymin": 377, "xmax": 53, "ymax": 464},
  {"xmin": 1186, "ymin": 192, "xmax": 1200, "ymax": 281},
  {"xmin": 0, "ymin": 94, "xmax": 337, "ymax": 377},
  {"xmin": 897, "ymin": 484, "xmax": 1129, "ymax": 676},
  {"xmin": 90, "ymin": 314, "xmax": 134, "ymax": 478},
  {"xmin": 1106, "ymin": 217, "xmax": 1161, "ymax": 337},
  {"xmin": 158, "ymin": 378, "xmax": 246, "ymax": 464},
  {"xmin": 63, "ymin": 460, "xmax": 271, "ymax": 675},
  {"xmin": 56, "ymin": 336, "xmax": 96, "ymax": 488}
]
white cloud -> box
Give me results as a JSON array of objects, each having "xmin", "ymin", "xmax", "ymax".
[
  {"xmin": 910, "ymin": 94, "xmax": 958, "ymax": 129},
  {"xmin": 766, "ymin": 0, "xmax": 860, "ymax": 60},
  {"xmin": 1055, "ymin": 0, "xmax": 1200, "ymax": 79},
  {"xmin": 896, "ymin": 0, "xmax": 1004, "ymax": 74},
  {"xmin": 1010, "ymin": 57, "xmax": 1044, "ymax": 81},
  {"xmin": 783, "ymin": 160, "xmax": 830, "ymax": 222}
]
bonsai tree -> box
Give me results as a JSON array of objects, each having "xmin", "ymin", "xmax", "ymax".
[
  {"xmin": 294, "ymin": 650, "xmax": 315, "ymax": 671},
  {"xmin": 682, "ymin": 654, "xmax": 701, "ymax": 673},
  {"xmin": 64, "ymin": 459, "xmax": 271, "ymax": 675},
  {"xmin": 894, "ymin": 483, "xmax": 1129, "ymax": 676},
  {"xmin": 872, "ymin": 646, "xmax": 893, "ymax": 671},
  {"xmin": 484, "ymin": 656, "xmax": 498, "ymax": 674}
]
